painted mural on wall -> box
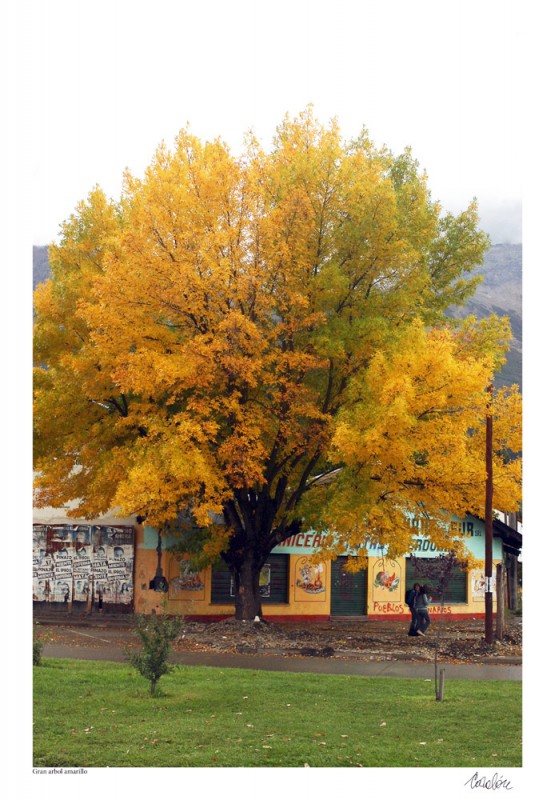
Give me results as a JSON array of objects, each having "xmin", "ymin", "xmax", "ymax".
[
  {"xmin": 372, "ymin": 560, "xmax": 401, "ymax": 595},
  {"xmin": 168, "ymin": 556, "xmax": 206, "ymax": 598},
  {"xmin": 294, "ymin": 558, "xmax": 326, "ymax": 601},
  {"xmin": 369, "ymin": 559, "xmax": 403, "ymax": 614},
  {"xmin": 32, "ymin": 524, "xmax": 134, "ymax": 604}
]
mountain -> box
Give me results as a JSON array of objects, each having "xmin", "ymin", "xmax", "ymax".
[
  {"xmin": 32, "ymin": 242, "xmax": 522, "ymax": 388},
  {"xmin": 33, "ymin": 246, "xmax": 50, "ymax": 291},
  {"xmin": 448, "ymin": 243, "xmax": 522, "ymax": 390}
]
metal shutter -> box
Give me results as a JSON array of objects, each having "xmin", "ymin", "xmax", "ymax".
[
  {"xmin": 210, "ymin": 562, "xmax": 235, "ymax": 603},
  {"xmin": 405, "ymin": 558, "xmax": 468, "ymax": 604},
  {"xmin": 331, "ymin": 557, "xmax": 368, "ymax": 616},
  {"xmin": 211, "ymin": 555, "xmax": 289, "ymax": 604}
]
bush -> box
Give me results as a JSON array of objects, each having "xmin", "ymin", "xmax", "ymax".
[
  {"xmin": 125, "ymin": 614, "xmax": 182, "ymax": 696},
  {"xmin": 33, "ymin": 636, "xmax": 44, "ymax": 666}
]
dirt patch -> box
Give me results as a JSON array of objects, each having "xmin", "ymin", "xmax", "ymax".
[
  {"xmin": 35, "ymin": 614, "xmax": 522, "ymax": 664},
  {"xmin": 175, "ymin": 615, "xmax": 522, "ymax": 664}
]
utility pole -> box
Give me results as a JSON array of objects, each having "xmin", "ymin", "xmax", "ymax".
[{"xmin": 485, "ymin": 384, "xmax": 494, "ymax": 644}]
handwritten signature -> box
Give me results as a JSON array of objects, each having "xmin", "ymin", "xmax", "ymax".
[{"xmin": 464, "ymin": 772, "xmax": 513, "ymax": 791}]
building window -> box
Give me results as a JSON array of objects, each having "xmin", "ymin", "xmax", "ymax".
[
  {"xmin": 210, "ymin": 554, "xmax": 289, "ymax": 604},
  {"xmin": 405, "ymin": 558, "xmax": 468, "ymax": 604}
]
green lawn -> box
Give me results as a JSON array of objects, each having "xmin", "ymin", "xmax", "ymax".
[{"xmin": 33, "ymin": 658, "xmax": 521, "ymax": 768}]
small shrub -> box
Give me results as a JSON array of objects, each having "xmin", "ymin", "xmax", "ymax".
[
  {"xmin": 33, "ymin": 636, "xmax": 44, "ymax": 666},
  {"xmin": 125, "ymin": 614, "xmax": 182, "ymax": 696}
]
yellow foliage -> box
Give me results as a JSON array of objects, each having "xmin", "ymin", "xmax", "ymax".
[
  {"xmin": 33, "ymin": 108, "xmax": 520, "ymax": 569},
  {"xmin": 301, "ymin": 319, "xmax": 521, "ymax": 558}
]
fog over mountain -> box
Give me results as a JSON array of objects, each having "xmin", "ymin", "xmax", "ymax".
[
  {"xmin": 478, "ymin": 202, "xmax": 522, "ymax": 246},
  {"xmin": 448, "ymin": 243, "xmax": 522, "ymax": 390}
]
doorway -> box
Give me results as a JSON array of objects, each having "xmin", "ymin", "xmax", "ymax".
[{"xmin": 330, "ymin": 557, "xmax": 368, "ymax": 616}]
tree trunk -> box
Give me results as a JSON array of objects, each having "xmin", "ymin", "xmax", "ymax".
[
  {"xmin": 231, "ymin": 557, "xmax": 265, "ymax": 620},
  {"xmin": 221, "ymin": 494, "xmax": 303, "ymax": 620}
]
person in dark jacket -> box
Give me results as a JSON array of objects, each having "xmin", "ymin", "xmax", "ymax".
[
  {"xmin": 415, "ymin": 584, "xmax": 431, "ymax": 635},
  {"xmin": 406, "ymin": 583, "xmax": 421, "ymax": 636}
]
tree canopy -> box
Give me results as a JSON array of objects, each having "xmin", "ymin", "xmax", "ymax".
[{"xmin": 34, "ymin": 109, "xmax": 521, "ymax": 618}]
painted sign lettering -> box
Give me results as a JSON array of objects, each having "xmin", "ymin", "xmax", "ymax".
[
  {"xmin": 272, "ymin": 515, "xmax": 485, "ymax": 556},
  {"xmin": 373, "ymin": 601, "xmax": 453, "ymax": 615}
]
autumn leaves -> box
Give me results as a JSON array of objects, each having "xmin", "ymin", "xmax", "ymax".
[{"xmin": 33, "ymin": 109, "xmax": 521, "ymax": 616}]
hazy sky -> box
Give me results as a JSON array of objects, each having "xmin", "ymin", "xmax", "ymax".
[{"xmin": 16, "ymin": 0, "xmax": 524, "ymax": 246}]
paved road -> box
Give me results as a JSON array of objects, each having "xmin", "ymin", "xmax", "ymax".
[{"xmin": 42, "ymin": 628, "xmax": 522, "ymax": 681}]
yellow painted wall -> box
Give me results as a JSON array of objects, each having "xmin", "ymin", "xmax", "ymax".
[
  {"xmin": 132, "ymin": 539, "xmax": 499, "ymax": 619},
  {"xmin": 157, "ymin": 553, "xmax": 332, "ymax": 617},
  {"xmin": 133, "ymin": 524, "xmax": 169, "ymax": 616},
  {"xmin": 366, "ymin": 556, "xmax": 499, "ymax": 617}
]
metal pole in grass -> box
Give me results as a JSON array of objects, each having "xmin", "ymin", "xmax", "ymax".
[
  {"xmin": 433, "ymin": 585, "xmax": 449, "ymax": 701},
  {"xmin": 410, "ymin": 551, "xmax": 468, "ymax": 701},
  {"xmin": 434, "ymin": 603, "xmax": 443, "ymax": 701},
  {"xmin": 438, "ymin": 669, "xmax": 445, "ymax": 702}
]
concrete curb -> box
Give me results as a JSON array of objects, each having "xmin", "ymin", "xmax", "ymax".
[
  {"xmin": 240, "ymin": 646, "xmax": 522, "ymax": 666},
  {"xmin": 41, "ymin": 642, "xmax": 522, "ymax": 681}
]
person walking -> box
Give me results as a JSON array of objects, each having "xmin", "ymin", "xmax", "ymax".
[
  {"xmin": 415, "ymin": 584, "xmax": 431, "ymax": 636},
  {"xmin": 406, "ymin": 583, "xmax": 421, "ymax": 636}
]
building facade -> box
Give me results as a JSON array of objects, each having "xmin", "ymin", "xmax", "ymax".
[
  {"xmin": 133, "ymin": 514, "xmax": 520, "ymax": 621},
  {"xmin": 33, "ymin": 505, "xmax": 520, "ymax": 621}
]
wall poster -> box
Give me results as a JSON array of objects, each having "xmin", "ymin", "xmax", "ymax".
[
  {"xmin": 33, "ymin": 524, "xmax": 135, "ymax": 605},
  {"xmin": 471, "ymin": 569, "xmax": 497, "ymax": 601}
]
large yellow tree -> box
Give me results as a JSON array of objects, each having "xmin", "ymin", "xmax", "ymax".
[{"xmin": 34, "ymin": 109, "xmax": 521, "ymax": 619}]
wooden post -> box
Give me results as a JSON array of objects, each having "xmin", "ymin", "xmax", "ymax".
[
  {"xmin": 68, "ymin": 578, "xmax": 74, "ymax": 614},
  {"xmin": 496, "ymin": 563, "xmax": 505, "ymax": 641},
  {"xmin": 87, "ymin": 578, "xmax": 94, "ymax": 615},
  {"xmin": 506, "ymin": 556, "xmax": 513, "ymax": 610},
  {"xmin": 485, "ymin": 384, "xmax": 494, "ymax": 644},
  {"xmin": 509, "ymin": 555, "xmax": 519, "ymax": 610}
]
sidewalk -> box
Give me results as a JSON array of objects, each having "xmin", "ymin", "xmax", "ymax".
[
  {"xmin": 39, "ymin": 622, "xmax": 522, "ymax": 681},
  {"xmin": 34, "ymin": 608, "xmax": 523, "ymax": 666}
]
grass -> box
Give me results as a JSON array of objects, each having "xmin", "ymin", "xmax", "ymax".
[{"xmin": 33, "ymin": 658, "xmax": 521, "ymax": 768}]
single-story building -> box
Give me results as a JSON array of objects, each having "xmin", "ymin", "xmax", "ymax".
[
  {"xmin": 33, "ymin": 502, "xmax": 521, "ymax": 620},
  {"xmin": 133, "ymin": 513, "xmax": 522, "ymax": 621}
]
